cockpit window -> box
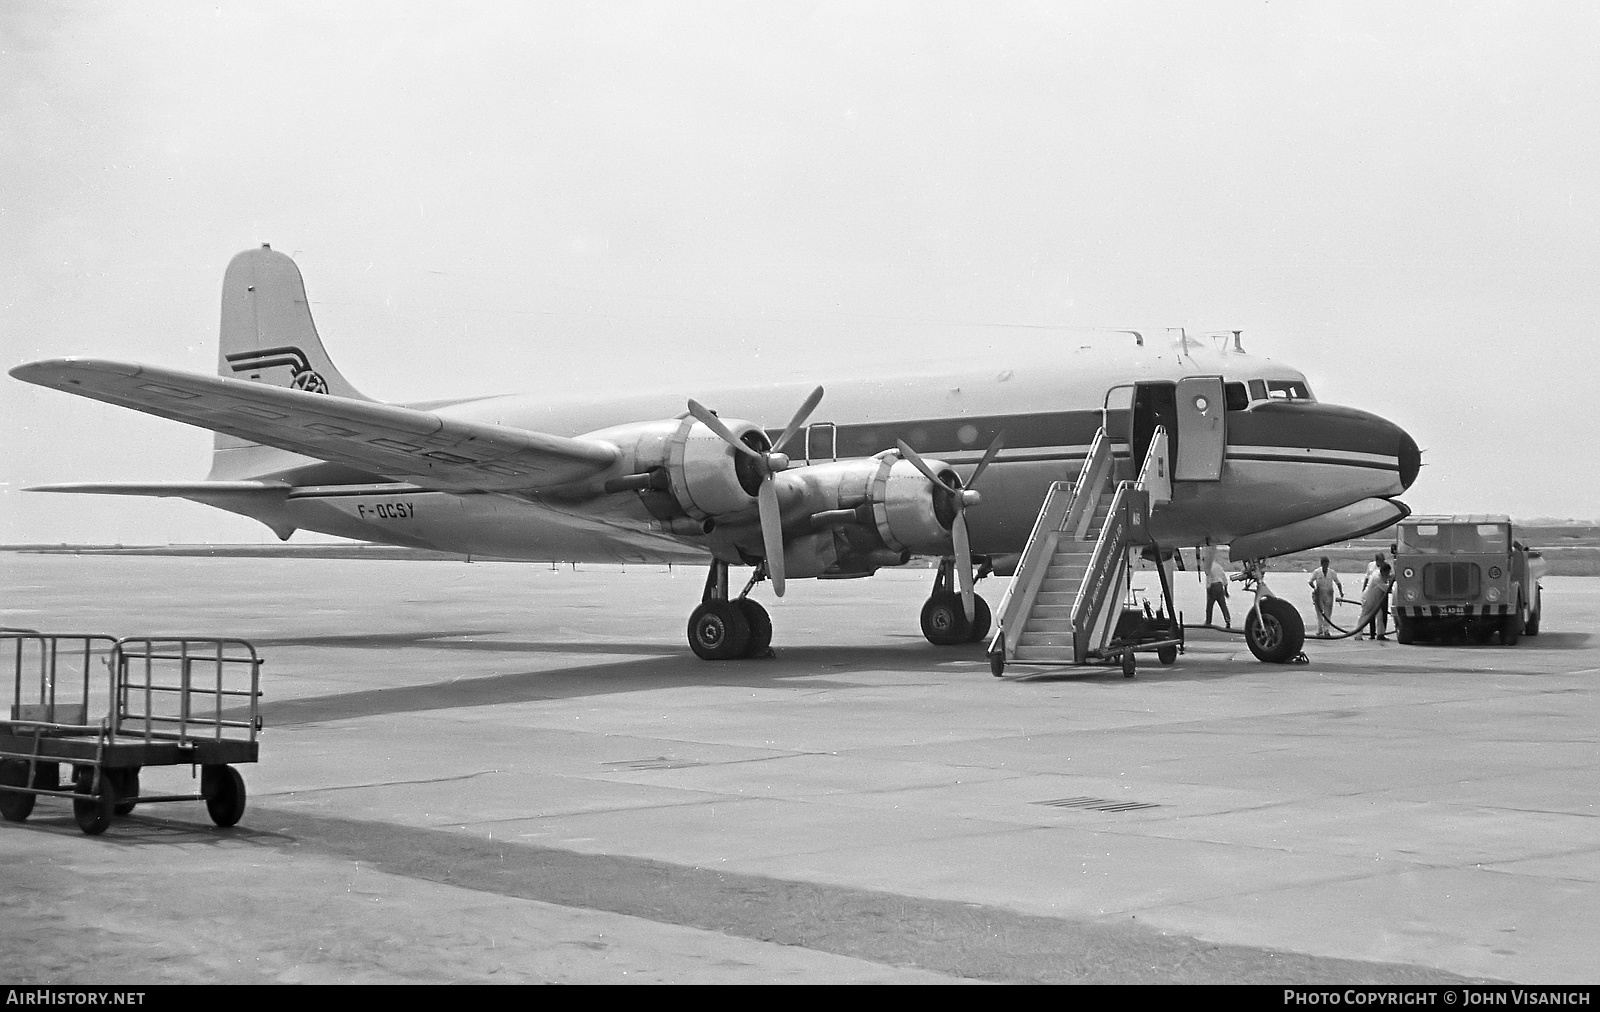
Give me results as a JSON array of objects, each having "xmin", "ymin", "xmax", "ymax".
[
  {"xmin": 1224, "ymin": 382, "xmax": 1249, "ymax": 411},
  {"xmin": 1247, "ymin": 379, "xmax": 1267, "ymax": 402},
  {"xmin": 1267, "ymin": 379, "xmax": 1313, "ymax": 401}
]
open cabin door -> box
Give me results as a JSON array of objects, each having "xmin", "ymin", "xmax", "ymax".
[
  {"xmin": 1172, "ymin": 376, "xmax": 1224, "ymax": 481},
  {"xmin": 1128, "ymin": 377, "xmax": 1225, "ymax": 483}
]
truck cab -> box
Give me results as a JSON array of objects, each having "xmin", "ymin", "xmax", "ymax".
[{"xmin": 1391, "ymin": 515, "xmax": 1544, "ymax": 645}]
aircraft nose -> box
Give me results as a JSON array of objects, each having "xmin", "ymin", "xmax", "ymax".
[{"xmin": 1396, "ymin": 424, "xmax": 1421, "ymax": 491}]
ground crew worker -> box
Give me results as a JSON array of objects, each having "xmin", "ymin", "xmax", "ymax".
[
  {"xmin": 1308, "ymin": 557, "xmax": 1343, "ymax": 636},
  {"xmin": 1205, "ymin": 558, "xmax": 1232, "ymax": 628},
  {"xmin": 1363, "ymin": 561, "xmax": 1392, "ymax": 640}
]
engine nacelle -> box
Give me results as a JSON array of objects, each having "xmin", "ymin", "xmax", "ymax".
[
  {"xmin": 579, "ymin": 416, "xmax": 768, "ymax": 523},
  {"xmin": 768, "ymin": 452, "xmax": 958, "ymax": 578}
]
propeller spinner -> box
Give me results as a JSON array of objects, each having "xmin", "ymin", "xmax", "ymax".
[
  {"xmin": 896, "ymin": 432, "xmax": 1004, "ymax": 623},
  {"xmin": 686, "ymin": 386, "xmax": 825, "ymax": 598}
]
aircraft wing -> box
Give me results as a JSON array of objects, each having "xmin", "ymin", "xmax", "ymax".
[{"xmin": 10, "ymin": 359, "xmax": 620, "ymax": 491}]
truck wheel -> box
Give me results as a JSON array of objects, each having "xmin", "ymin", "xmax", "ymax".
[
  {"xmin": 1501, "ymin": 606, "xmax": 1523, "ymax": 646},
  {"xmin": 1525, "ymin": 596, "xmax": 1541, "ymax": 636},
  {"xmin": 1245, "ymin": 598, "xmax": 1306, "ymax": 664},
  {"xmin": 1395, "ymin": 613, "xmax": 1414, "ymax": 645}
]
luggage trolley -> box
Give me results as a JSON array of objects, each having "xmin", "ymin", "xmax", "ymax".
[{"xmin": 0, "ymin": 631, "xmax": 263, "ymax": 835}]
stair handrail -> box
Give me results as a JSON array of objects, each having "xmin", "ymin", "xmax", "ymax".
[
  {"xmin": 1135, "ymin": 426, "xmax": 1171, "ymax": 506},
  {"xmin": 1069, "ymin": 479, "xmax": 1142, "ymax": 662},
  {"xmin": 988, "ymin": 428, "xmax": 1113, "ymax": 657},
  {"xmin": 988, "ymin": 479, "xmax": 1074, "ymax": 656}
]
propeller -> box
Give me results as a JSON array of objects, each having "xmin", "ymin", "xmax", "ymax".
[
  {"xmin": 896, "ymin": 432, "xmax": 1004, "ymax": 622},
  {"xmin": 686, "ymin": 386, "xmax": 825, "ymax": 598}
]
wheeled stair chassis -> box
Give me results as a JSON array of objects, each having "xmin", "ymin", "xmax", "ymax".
[{"xmin": 0, "ymin": 630, "xmax": 262, "ymax": 835}]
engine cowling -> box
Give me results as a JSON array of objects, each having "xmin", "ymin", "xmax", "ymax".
[{"xmin": 579, "ymin": 416, "xmax": 769, "ymax": 524}]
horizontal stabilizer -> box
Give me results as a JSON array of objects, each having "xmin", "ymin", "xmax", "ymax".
[
  {"xmin": 1228, "ymin": 497, "xmax": 1410, "ymax": 560},
  {"xmin": 26, "ymin": 481, "xmax": 289, "ymax": 497},
  {"xmin": 11, "ymin": 359, "xmax": 620, "ymax": 492}
]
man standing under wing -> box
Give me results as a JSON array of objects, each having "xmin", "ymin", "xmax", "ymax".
[{"xmin": 1206, "ymin": 557, "xmax": 1232, "ymax": 629}]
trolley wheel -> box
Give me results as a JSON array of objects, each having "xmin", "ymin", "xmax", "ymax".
[
  {"xmin": 0, "ymin": 759, "xmax": 35, "ymax": 823},
  {"xmin": 989, "ymin": 641, "xmax": 1006, "ymax": 678},
  {"xmin": 203, "ymin": 764, "xmax": 247, "ymax": 828},
  {"xmin": 112, "ymin": 768, "xmax": 141, "ymax": 817},
  {"xmin": 73, "ymin": 769, "xmax": 115, "ymax": 836},
  {"xmin": 735, "ymin": 598, "xmax": 773, "ymax": 657},
  {"xmin": 1121, "ymin": 652, "xmax": 1136, "ymax": 678},
  {"xmin": 1157, "ymin": 644, "xmax": 1178, "ymax": 665}
]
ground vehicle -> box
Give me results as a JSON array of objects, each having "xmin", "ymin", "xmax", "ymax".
[{"xmin": 1391, "ymin": 515, "xmax": 1544, "ymax": 645}]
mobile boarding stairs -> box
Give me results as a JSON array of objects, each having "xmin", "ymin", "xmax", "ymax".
[{"xmin": 987, "ymin": 427, "xmax": 1182, "ymax": 678}]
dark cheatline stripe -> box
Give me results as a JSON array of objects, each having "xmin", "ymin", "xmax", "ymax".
[
  {"xmin": 1227, "ymin": 453, "xmax": 1399, "ymax": 472},
  {"xmin": 244, "ymin": 806, "xmax": 1486, "ymax": 985},
  {"xmin": 768, "ymin": 409, "xmax": 1119, "ymax": 458}
]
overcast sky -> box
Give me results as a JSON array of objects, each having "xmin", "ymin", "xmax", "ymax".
[{"xmin": 3, "ymin": 1, "xmax": 1598, "ymax": 543}]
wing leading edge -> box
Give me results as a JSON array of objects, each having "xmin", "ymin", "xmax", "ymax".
[{"xmin": 10, "ymin": 359, "xmax": 619, "ymax": 491}]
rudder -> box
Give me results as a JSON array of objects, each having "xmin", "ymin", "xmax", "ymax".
[
  {"xmin": 210, "ymin": 245, "xmax": 372, "ymax": 481},
  {"xmin": 217, "ymin": 244, "xmax": 368, "ymax": 400}
]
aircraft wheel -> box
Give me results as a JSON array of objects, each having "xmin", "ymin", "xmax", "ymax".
[
  {"xmin": 688, "ymin": 600, "xmax": 752, "ymax": 660},
  {"xmin": 1244, "ymin": 598, "xmax": 1306, "ymax": 663},
  {"xmin": 0, "ymin": 759, "xmax": 35, "ymax": 823},
  {"xmin": 965, "ymin": 595, "xmax": 992, "ymax": 643},
  {"xmin": 111, "ymin": 767, "xmax": 140, "ymax": 817},
  {"xmin": 203, "ymin": 764, "xmax": 247, "ymax": 828},
  {"xmin": 73, "ymin": 768, "xmax": 114, "ymax": 836},
  {"xmin": 1157, "ymin": 644, "xmax": 1178, "ymax": 665},
  {"xmin": 735, "ymin": 599, "xmax": 773, "ymax": 657},
  {"xmin": 920, "ymin": 591, "xmax": 970, "ymax": 646}
]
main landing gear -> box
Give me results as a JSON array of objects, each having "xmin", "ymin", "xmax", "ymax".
[
  {"xmin": 920, "ymin": 558, "xmax": 991, "ymax": 646},
  {"xmin": 687, "ymin": 560, "xmax": 774, "ymax": 660}
]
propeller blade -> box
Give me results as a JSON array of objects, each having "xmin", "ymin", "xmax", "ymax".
[
  {"xmin": 895, "ymin": 439, "xmax": 944, "ymax": 487},
  {"xmin": 952, "ymin": 511, "xmax": 975, "ymax": 623},
  {"xmin": 772, "ymin": 386, "xmax": 825, "ymax": 459},
  {"xmin": 687, "ymin": 399, "xmax": 764, "ymax": 460},
  {"xmin": 757, "ymin": 477, "xmax": 786, "ymax": 597},
  {"xmin": 968, "ymin": 431, "xmax": 1006, "ymax": 487}
]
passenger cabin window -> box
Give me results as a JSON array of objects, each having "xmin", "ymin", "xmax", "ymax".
[
  {"xmin": 1247, "ymin": 379, "xmax": 1267, "ymax": 402},
  {"xmin": 1224, "ymin": 382, "xmax": 1249, "ymax": 411},
  {"xmin": 1266, "ymin": 379, "xmax": 1313, "ymax": 401}
]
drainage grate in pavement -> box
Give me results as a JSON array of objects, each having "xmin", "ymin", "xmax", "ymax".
[
  {"xmin": 1036, "ymin": 796, "xmax": 1161, "ymax": 812},
  {"xmin": 601, "ymin": 757, "xmax": 706, "ymax": 771}
]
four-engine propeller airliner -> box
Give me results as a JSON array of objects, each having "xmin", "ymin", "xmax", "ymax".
[{"xmin": 10, "ymin": 246, "xmax": 1420, "ymax": 661}]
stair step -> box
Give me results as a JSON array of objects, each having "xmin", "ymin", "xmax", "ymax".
[
  {"xmin": 1023, "ymin": 619, "xmax": 1074, "ymax": 634},
  {"xmin": 1030, "ymin": 605, "xmax": 1073, "ymax": 619},
  {"xmin": 1014, "ymin": 645, "xmax": 1076, "ymax": 663},
  {"xmin": 1034, "ymin": 592, "xmax": 1078, "ymax": 606},
  {"xmin": 1039, "ymin": 578, "xmax": 1084, "ymax": 593}
]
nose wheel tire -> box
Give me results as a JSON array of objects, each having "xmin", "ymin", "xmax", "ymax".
[
  {"xmin": 920, "ymin": 591, "xmax": 970, "ymax": 646},
  {"xmin": 1244, "ymin": 598, "xmax": 1306, "ymax": 664},
  {"xmin": 688, "ymin": 600, "xmax": 753, "ymax": 660}
]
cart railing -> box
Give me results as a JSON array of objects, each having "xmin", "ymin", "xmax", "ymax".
[
  {"xmin": 2, "ymin": 632, "xmax": 262, "ymax": 746},
  {"xmin": 114, "ymin": 638, "xmax": 263, "ymax": 745}
]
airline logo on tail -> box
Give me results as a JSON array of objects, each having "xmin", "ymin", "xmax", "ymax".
[{"xmin": 225, "ymin": 346, "xmax": 329, "ymax": 393}]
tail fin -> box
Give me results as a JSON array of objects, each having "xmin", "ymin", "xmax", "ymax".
[{"xmin": 210, "ymin": 245, "xmax": 371, "ymax": 480}]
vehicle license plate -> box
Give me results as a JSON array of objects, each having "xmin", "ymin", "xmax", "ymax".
[{"xmin": 1444, "ymin": 606, "xmax": 1462, "ymax": 615}]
